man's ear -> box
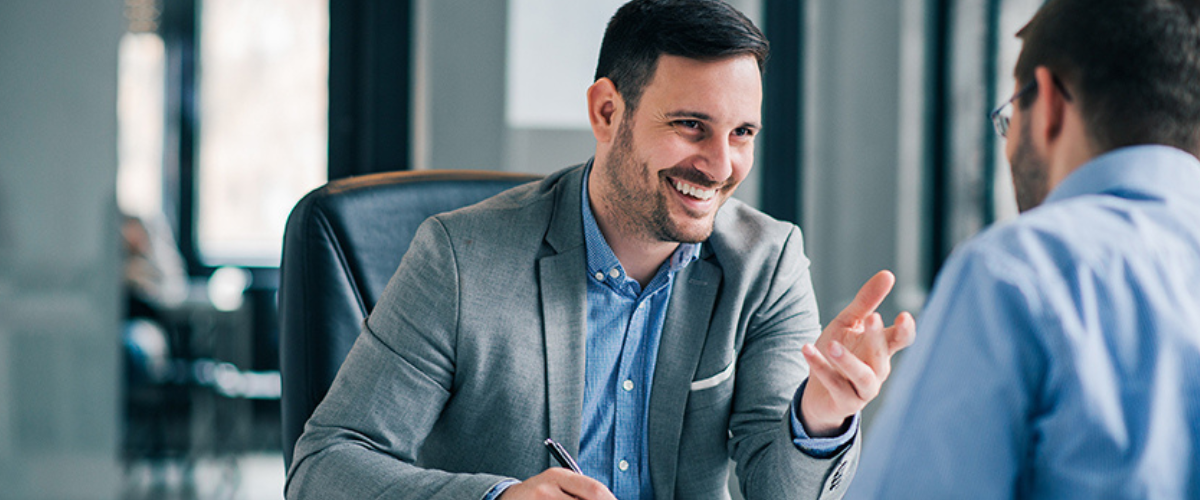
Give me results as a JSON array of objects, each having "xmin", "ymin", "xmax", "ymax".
[
  {"xmin": 1030, "ymin": 66, "xmax": 1067, "ymax": 150},
  {"xmin": 588, "ymin": 77, "xmax": 623, "ymax": 144}
]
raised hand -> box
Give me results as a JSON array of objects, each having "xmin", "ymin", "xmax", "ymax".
[{"xmin": 799, "ymin": 270, "xmax": 916, "ymax": 436}]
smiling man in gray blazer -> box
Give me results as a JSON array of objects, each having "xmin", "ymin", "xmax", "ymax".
[{"xmin": 285, "ymin": 1, "xmax": 914, "ymax": 499}]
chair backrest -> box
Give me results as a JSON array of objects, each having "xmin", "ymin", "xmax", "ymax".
[{"xmin": 277, "ymin": 169, "xmax": 541, "ymax": 469}]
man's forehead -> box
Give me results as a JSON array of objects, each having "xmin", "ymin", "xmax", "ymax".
[
  {"xmin": 638, "ymin": 54, "xmax": 763, "ymax": 119},
  {"xmin": 645, "ymin": 53, "xmax": 762, "ymax": 82}
]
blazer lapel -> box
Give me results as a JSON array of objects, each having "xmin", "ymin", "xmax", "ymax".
[
  {"xmin": 538, "ymin": 165, "xmax": 588, "ymax": 461},
  {"xmin": 648, "ymin": 254, "xmax": 722, "ymax": 498}
]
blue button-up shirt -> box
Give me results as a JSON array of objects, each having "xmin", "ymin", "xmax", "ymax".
[
  {"xmin": 577, "ymin": 169, "xmax": 701, "ymax": 499},
  {"xmin": 850, "ymin": 145, "xmax": 1200, "ymax": 499}
]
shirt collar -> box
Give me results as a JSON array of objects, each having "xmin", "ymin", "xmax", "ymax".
[
  {"xmin": 1045, "ymin": 145, "xmax": 1200, "ymax": 205},
  {"xmin": 580, "ymin": 161, "xmax": 701, "ymax": 282}
]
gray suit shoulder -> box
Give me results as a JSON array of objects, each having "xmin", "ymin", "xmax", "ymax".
[
  {"xmin": 426, "ymin": 164, "xmax": 582, "ymax": 255},
  {"xmin": 710, "ymin": 197, "xmax": 804, "ymax": 261}
]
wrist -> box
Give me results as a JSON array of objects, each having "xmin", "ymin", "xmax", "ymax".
[{"xmin": 799, "ymin": 379, "xmax": 850, "ymax": 437}]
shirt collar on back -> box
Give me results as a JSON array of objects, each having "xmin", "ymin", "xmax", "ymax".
[{"xmin": 1046, "ymin": 145, "xmax": 1200, "ymax": 205}]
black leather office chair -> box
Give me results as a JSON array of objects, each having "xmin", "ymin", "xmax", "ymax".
[{"xmin": 277, "ymin": 169, "xmax": 542, "ymax": 469}]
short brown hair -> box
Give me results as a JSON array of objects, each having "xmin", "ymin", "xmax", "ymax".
[
  {"xmin": 594, "ymin": 0, "xmax": 769, "ymax": 112},
  {"xmin": 1014, "ymin": 0, "xmax": 1200, "ymax": 156}
]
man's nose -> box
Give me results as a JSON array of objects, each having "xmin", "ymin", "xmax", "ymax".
[{"xmin": 697, "ymin": 136, "xmax": 734, "ymax": 182}]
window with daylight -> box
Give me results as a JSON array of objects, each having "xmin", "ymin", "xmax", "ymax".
[{"xmin": 197, "ymin": 0, "xmax": 328, "ymax": 266}]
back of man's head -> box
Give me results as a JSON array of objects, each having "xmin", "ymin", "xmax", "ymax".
[
  {"xmin": 594, "ymin": 0, "xmax": 769, "ymax": 112},
  {"xmin": 1015, "ymin": 0, "xmax": 1200, "ymax": 157}
]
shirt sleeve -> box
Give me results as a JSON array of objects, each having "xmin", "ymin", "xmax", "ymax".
[
  {"xmin": 845, "ymin": 243, "xmax": 1051, "ymax": 499},
  {"xmin": 788, "ymin": 378, "xmax": 859, "ymax": 458},
  {"xmin": 481, "ymin": 480, "xmax": 519, "ymax": 500}
]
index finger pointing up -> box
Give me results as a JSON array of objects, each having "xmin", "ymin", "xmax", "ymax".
[{"xmin": 833, "ymin": 270, "xmax": 896, "ymax": 328}]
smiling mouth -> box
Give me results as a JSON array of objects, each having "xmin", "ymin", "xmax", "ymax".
[{"xmin": 671, "ymin": 179, "xmax": 717, "ymax": 201}]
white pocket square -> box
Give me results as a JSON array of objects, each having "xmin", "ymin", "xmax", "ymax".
[{"xmin": 690, "ymin": 360, "xmax": 735, "ymax": 391}]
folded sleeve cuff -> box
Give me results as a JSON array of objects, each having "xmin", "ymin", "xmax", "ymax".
[
  {"xmin": 789, "ymin": 378, "xmax": 859, "ymax": 458},
  {"xmin": 482, "ymin": 479, "xmax": 520, "ymax": 500}
]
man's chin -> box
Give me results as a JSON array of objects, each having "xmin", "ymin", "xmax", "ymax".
[
  {"xmin": 670, "ymin": 233, "xmax": 710, "ymax": 244},
  {"xmin": 657, "ymin": 218, "xmax": 716, "ymax": 244},
  {"xmin": 1012, "ymin": 163, "xmax": 1049, "ymax": 212}
]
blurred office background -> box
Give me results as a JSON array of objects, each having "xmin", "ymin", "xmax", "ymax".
[{"xmin": 0, "ymin": 0, "xmax": 1041, "ymax": 498}]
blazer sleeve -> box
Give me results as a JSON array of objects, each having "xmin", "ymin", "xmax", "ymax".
[
  {"xmin": 729, "ymin": 225, "xmax": 860, "ymax": 500},
  {"xmin": 284, "ymin": 217, "xmax": 511, "ymax": 500}
]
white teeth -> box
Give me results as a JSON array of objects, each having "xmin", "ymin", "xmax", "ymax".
[{"xmin": 673, "ymin": 180, "xmax": 716, "ymax": 200}]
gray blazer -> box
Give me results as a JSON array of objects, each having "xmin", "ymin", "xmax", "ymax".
[{"xmin": 286, "ymin": 165, "xmax": 858, "ymax": 499}]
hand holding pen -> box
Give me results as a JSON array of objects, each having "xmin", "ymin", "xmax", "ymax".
[{"xmin": 494, "ymin": 438, "xmax": 616, "ymax": 500}]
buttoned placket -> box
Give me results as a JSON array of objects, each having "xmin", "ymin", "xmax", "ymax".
[
  {"xmin": 601, "ymin": 265, "xmax": 670, "ymax": 497},
  {"xmin": 613, "ymin": 290, "xmax": 644, "ymax": 491},
  {"xmin": 580, "ymin": 162, "xmax": 701, "ymax": 499}
]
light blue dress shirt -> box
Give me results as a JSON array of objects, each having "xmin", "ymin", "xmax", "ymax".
[
  {"xmin": 577, "ymin": 170, "xmax": 701, "ymax": 500},
  {"xmin": 850, "ymin": 146, "xmax": 1200, "ymax": 499},
  {"xmin": 487, "ymin": 163, "xmax": 856, "ymax": 500}
]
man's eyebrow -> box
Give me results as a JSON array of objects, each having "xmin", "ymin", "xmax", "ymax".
[
  {"xmin": 663, "ymin": 110, "xmax": 761, "ymax": 129},
  {"xmin": 663, "ymin": 110, "xmax": 712, "ymax": 121}
]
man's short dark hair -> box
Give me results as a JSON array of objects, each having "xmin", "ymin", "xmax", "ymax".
[
  {"xmin": 594, "ymin": 0, "xmax": 769, "ymax": 112},
  {"xmin": 1014, "ymin": 0, "xmax": 1200, "ymax": 156}
]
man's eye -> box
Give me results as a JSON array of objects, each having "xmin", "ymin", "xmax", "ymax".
[
  {"xmin": 676, "ymin": 120, "xmax": 702, "ymax": 130},
  {"xmin": 733, "ymin": 127, "xmax": 754, "ymax": 137}
]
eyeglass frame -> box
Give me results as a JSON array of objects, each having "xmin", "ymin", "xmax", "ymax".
[{"xmin": 989, "ymin": 75, "xmax": 1073, "ymax": 138}]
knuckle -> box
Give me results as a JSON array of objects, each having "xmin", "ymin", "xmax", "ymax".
[
  {"xmin": 863, "ymin": 379, "xmax": 881, "ymax": 400},
  {"xmin": 856, "ymin": 371, "xmax": 876, "ymax": 390}
]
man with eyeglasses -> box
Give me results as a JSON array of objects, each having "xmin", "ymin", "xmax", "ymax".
[{"xmin": 849, "ymin": 0, "xmax": 1200, "ymax": 498}]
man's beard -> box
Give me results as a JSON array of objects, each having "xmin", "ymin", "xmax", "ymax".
[
  {"xmin": 603, "ymin": 121, "xmax": 719, "ymax": 244},
  {"xmin": 1010, "ymin": 121, "xmax": 1050, "ymax": 213}
]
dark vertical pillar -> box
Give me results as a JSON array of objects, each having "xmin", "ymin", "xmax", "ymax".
[
  {"xmin": 981, "ymin": 0, "xmax": 1001, "ymax": 224},
  {"xmin": 761, "ymin": 0, "xmax": 805, "ymax": 225},
  {"xmin": 328, "ymin": 0, "xmax": 414, "ymax": 180},
  {"xmin": 926, "ymin": 0, "xmax": 953, "ymax": 286},
  {"xmin": 160, "ymin": 0, "xmax": 200, "ymax": 274}
]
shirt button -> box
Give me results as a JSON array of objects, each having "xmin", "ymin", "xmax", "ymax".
[
  {"xmin": 609, "ymin": 268, "xmax": 620, "ymax": 279},
  {"xmin": 622, "ymin": 379, "xmax": 634, "ymax": 391},
  {"xmin": 594, "ymin": 271, "xmax": 604, "ymax": 281},
  {"xmin": 618, "ymin": 460, "xmax": 629, "ymax": 472}
]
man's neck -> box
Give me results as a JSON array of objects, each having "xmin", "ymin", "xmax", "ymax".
[
  {"xmin": 586, "ymin": 173, "xmax": 678, "ymax": 288},
  {"xmin": 602, "ymin": 228, "xmax": 677, "ymax": 289}
]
